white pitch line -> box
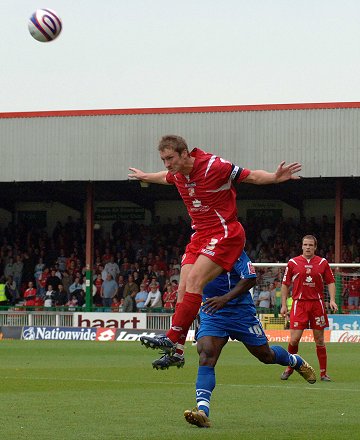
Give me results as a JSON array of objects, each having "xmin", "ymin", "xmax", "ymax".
[{"xmin": 1, "ymin": 376, "xmax": 358, "ymax": 392}]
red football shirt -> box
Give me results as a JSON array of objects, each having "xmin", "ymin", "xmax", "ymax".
[
  {"xmin": 165, "ymin": 148, "xmax": 250, "ymax": 231},
  {"xmin": 282, "ymin": 255, "xmax": 335, "ymax": 300},
  {"xmin": 24, "ymin": 287, "xmax": 37, "ymax": 298}
]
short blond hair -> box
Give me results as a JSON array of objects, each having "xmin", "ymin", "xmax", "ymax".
[
  {"xmin": 302, "ymin": 235, "xmax": 317, "ymax": 247},
  {"xmin": 158, "ymin": 135, "xmax": 189, "ymax": 154}
]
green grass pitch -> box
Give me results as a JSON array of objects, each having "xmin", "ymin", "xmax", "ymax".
[{"xmin": 0, "ymin": 340, "xmax": 359, "ymax": 440}]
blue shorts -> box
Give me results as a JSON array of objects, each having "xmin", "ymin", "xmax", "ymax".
[{"xmin": 197, "ymin": 305, "xmax": 268, "ymax": 346}]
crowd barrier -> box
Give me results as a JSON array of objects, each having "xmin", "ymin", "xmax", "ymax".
[
  {"xmin": 0, "ymin": 326, "xmax": 359, "ymax": 343},
  {"xmin": 0, "ymin": 311, "xmax": 359, "ymax": 342}
]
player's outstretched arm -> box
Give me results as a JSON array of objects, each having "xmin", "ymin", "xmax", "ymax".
[
  {"xmin": 243, "ymin": 161, "xmax": 302, "ymax": 185},
  {"xmin": 128, "ymin": 168, "xmax": 170, "ymax": 185}
]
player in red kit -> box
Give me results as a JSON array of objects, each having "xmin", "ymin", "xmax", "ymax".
[
  {"xmin": 281, "ymin": 235, "xmax": 338, "ymax": 382},
  {"xmin": 129, "ymin": 135, "xmax": 301, "ymax": 358}
]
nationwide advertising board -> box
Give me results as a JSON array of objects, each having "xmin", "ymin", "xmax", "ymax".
[{"xmin": 0, "ymin": 326, "xmax": 358, "ymax": 343}]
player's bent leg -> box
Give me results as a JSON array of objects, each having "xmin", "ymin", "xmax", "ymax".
[{"xmin": 244, "ymin": 342, "xmax": 316, "ymax": 384}]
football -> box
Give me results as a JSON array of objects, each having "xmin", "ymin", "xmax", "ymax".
[{"xmin": 28, "ymin": 8, "xmax": 62, "ymax": 42}]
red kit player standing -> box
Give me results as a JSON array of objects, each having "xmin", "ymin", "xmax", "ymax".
[
  {"xmin": 129, "ymin": 135, "xmax": 301, "ymax": 357},
  {"xmin": 281, "ymin": 235, "xmax": 338, "ymax": 381}
]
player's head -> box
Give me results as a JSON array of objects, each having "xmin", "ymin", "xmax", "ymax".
[
  {"xmin": 158, "ymin": 135, "xmax": 191, "ymax": 174},
  {"xmin": 158, "ymin": 135, "xmax": 189, "ymax": 154},
  {"xmin": 302, "ymin": 235, "xmax": 317, "ymax": 258}
]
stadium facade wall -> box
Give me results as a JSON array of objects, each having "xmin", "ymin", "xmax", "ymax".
[
  {"xmin": 0, "ymin": 103, "xmax": 359, "ymax": 182},
  {"xmin": 3, "ymin": 198, "xmax": 360, "ymax": 234}
]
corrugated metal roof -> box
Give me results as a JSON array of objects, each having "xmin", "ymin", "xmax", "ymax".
[{"xmin": 0, "ymin": 103, "xmax": 359, "ymax": 182}]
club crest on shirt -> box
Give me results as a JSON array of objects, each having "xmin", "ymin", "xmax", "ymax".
[
  {"xmin": 190, "ymin": 199, "xmax": 210, "ymax": 212},
  {"xmin": 247, "ymin": 262, "xmax": 256, "ymax": 275},
  {"xmin": 303, "ymin": 275, "xmax": 315, "ymax": 287}
]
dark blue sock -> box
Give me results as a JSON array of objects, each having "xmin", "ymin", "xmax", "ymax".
[
  {"xmin": 196, "ymin": 366, "xmax": 215, "ymax": 417},
  {"xmin": 271, "ymin": 345, "xmax": 302, "ymax": 368}
]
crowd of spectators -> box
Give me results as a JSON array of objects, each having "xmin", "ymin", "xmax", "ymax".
[{"xmin": 0, "ymin": 212, "xmax": 359, "ymax": 312}]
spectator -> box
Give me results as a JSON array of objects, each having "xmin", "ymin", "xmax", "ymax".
[
  {"xmin": 66, "ymin": 294, "xmax": 78, "ymax": 310},
  {"xmin": 269, "ymin": 282, "xmax": 277, "ymax": 309},
  {"xmin": 157, "ymin": 269, "xmax": 167, "ymax": 292},
  {"xmin": 34, "ymin": 257, "xmax": 45, "ymax": 290},
  {"xmin": 54, "ymin": 283, "xmax": 68, "ymax": 306},
  {"xmin": 61, "ymin": 270, "xmax": 72, "ymax": 297},
  {"xmin": 347, "ymin": 275, "xmax": 360, "ymax": 309},
  {"xmin": 123, "ymin": 275, "xmax": 139, "ymax": 298},
  {"xmin": 93, "ymin": 273, "xmax": 103, "ymax": 294},
  {"xmin": 123, "ymin": 290, "xmax": 136, "ymax": 312},
  {"xmin": 102, "ymin": 247, "xmax": 113, "ymax": 265},
  {"xmin": 44, "ymin": 284, "xmax": 55, "ymax": 308},
  {"xmin": 111, "ymin": 295, "xmax": 122, "ymax": 311},
  {"xmin": 5, "ymin": 276, "xmax": 17, "ymax": 305},
  {"xmin": 132, "ymin": 271, "xmax": 141, "ymax": 288},
  {"xmin": 135, "ymin": 283, "xmax": 148, "ymax": 310},
  {"xmin": 170, "ymin": 267, "xmax": 180, "ymax": 284},
  {"xmin": 56, "ymin": 249, "xmax": 68, "ymax": 272},
  {"xmin": 104, "ymin": 256, "xmax": 120, "ymax": 280},
  {"xmin": 47, "ymin": 269, "xmax": 62, "ymax": 291},
  {"xmin": 22, "ymin": 250, "xmax": 36, "ymax": 286},
  {"xmin": 37, "ymin": 267, "xmax": 50, "ymax": 298},
  {"xmin": 144, "ymin": 282, "xmax": 162, "ymax": 309},
  {"xmin": 24, "ymin": 281, "xmax": 37, "ymax": 302},
  {"xmin": 4, "ymin": 257, "xmax": 14, "ymax": 279},
  {"xmin": 69, "ymin": 276, "xmax": 83, "ymax": 295},
  {"xmin": 257, "ymin": 284, "xmax": 271, "ymax": 309},
  {"xmin": 13, "ymin": 255, "xmax": 23, "ymax": 294},
  {"xmin": 0, "ymin": 276, "xmax": 9, "ymax": 305},
  {"xmin": 117, "ymin": 275, "xmax": 126, "ymax": 299},
  {"xmin": 162, "ymin": 281, "xmax": 177, "ymax": 310},
  {"xmin": 100, "ymin": 273, "xmax": 118, "ymax": 308}
]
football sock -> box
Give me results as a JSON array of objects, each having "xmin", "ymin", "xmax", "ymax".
[
  {"xmin": 196, "ymin": 366, "xmax": 215, "ymax": 417},
  {"xmin": 270, "ymin": 345, "xmax": 301, "ymax": 367},
  {"xmin": 288, "ymin": 343, "xmax": 299, "ymax": 355},
  {"xmin": 175, "ymin": 335, "xmax": 186, "ymax": 357},
  {"xmin": 166, "ymin": 292, "xmax": 202, "ymax": 343},
  {"xmin": 316, "ymin": 344, "xmax": 327, "ymax": 375}
]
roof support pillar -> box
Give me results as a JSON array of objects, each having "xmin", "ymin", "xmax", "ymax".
[{"xmin": 334, "ymin": 179, "xmax": 343, "ymax": 263}]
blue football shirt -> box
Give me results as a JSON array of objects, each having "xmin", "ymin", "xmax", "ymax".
[{"xmin": 202, "ymin": 250, "xmax": 256, "ymax": 307}]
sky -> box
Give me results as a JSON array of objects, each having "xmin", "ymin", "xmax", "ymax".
[{"xmin": 1, "ymin": 0, "xmax": 360, "ymax": 112}]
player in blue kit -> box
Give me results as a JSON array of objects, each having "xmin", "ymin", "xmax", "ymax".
[{"xmin": 154, "ymin": 250, "xmax": 316, "ymax": 428}]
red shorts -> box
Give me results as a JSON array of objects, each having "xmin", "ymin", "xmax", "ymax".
[
  {"xmin": 181, "ymin": 222, "xmax": 245, "ymax": 272},
  {"xmin": 290, "ymin": 299, "xmax": 329, "ymax": 330}
]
